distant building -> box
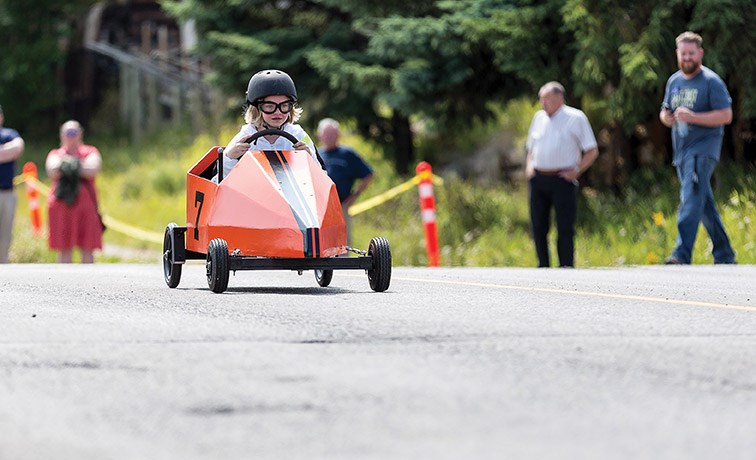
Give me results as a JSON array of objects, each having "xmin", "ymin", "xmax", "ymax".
[{"xmin": 70, "ymin": 0, "xmax": 212, "ymax": 138}]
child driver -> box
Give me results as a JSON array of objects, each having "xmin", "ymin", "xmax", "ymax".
[{"xmin": 216, "ymin": 69, "xmax": 316, "ymax": 180}]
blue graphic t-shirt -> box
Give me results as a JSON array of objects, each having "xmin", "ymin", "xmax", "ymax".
[
  {"xmin": 0, "ymin": 127, "xmax": 21, "ymax": 189},
  {"xmin": 662, "ymin": 66, "xmax": 731, "ymax": 163}
]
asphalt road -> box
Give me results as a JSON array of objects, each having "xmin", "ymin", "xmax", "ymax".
[{"xmin": 2, "ymin": 263, "xmax": 755, "ymax": 459}]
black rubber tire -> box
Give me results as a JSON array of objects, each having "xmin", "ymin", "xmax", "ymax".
[
  {"xmin": 206, "ymin": 238, "xmax": 230, "ymax": 293},
  {"xmin": 315, "ymin": 269, "xmax": 333, "ymax": 287},
  {"xmin": 163, "ymin": 223, "xmax": 182, "ymax": 288},
  {"xmin": 367, "ymin": 237, "xmax": 391, "ymax": 292}
]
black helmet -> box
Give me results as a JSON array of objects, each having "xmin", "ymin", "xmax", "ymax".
[{"xmin": 246, "ymin": 69, "xmax": 297, "ymax": 104}]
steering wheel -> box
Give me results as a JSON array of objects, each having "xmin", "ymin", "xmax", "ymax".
[
  {"xmin": 217, "ymin": 128, "xmax": 309, "ymax": 182},
  {"xmin": 242, "ymin": 128, "xmax": 299, "ymax": 146},
  {"xmin": 240, "ymin": 127, "xmax": 327, "ymax": 170}
]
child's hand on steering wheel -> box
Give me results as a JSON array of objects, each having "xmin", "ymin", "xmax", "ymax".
[
  {"xmin": 225, "ymin": 141, "xmax": 250, "ymax": 159},
  {"xmin": 292, "ymin": 141, "xmax": 311, "ymax": 155}
]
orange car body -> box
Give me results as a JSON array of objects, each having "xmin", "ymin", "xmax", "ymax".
[{"xmin": 185, "ymin": 146, "xmax": 348, "ymax": 258}]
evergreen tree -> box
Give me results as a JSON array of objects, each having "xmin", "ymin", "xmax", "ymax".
[
  {"xmin": 163, "ymin": 0, "xmax": 441, "ymax": 173},
  {"xmin": 165, "ymin": 0, "xmax": 756, "ymax": 177},
  {"xmin": 0, "ymin": 0, "xmax": 94, "ymax": 136}
]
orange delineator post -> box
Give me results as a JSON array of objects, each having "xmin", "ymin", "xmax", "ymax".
[
  {"xmin": 22, "ymin": 162, "xmax": 43, "ymax": 235},
  {"xmin": 416, "ymin": 161, "xmax": 440, "ymax": 267}
]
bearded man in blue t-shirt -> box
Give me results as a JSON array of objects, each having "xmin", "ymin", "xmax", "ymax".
[
  {"xmin": 317, "ymin": 118, "xmax": 373, "ymax": 246},
  {"xmin": 659, "ymin": 31, "xmax": 736, "ymax": 265}
]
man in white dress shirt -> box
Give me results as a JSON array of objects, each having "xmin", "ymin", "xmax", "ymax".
[{"xmin": 525, "ymin": 81, "xmax": 598, "ymax": 267}]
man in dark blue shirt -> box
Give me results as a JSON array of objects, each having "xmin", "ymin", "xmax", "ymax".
[
  {"xmin": 660, "ymin": 32, "xmax": 736, "ymax": 265},
  {"xmin": 0, "ymin": 104, "xmax": 26, "ymax": 263},
  {"xmin": 317, "ymin": 118, "xmax": 373, "ymax": 245}
]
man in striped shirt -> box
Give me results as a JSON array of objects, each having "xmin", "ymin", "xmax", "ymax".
[{"xmin": 526, "ymin": 82, "xmax": 598, "ymax": 268}]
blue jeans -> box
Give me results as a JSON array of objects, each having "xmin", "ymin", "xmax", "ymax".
[{"xmin": 671, "ymin": 155, "xmax": 736, "ymax": 264}]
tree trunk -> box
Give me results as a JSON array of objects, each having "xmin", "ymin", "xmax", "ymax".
[
  {"xmin": 730, "ymin": 80, "xmax": 745, "ymax": 163},
  {"xmin": 605, "ymin": 122, "xmax": 634, "ymax": 195},
  {"xmin": 392, "ymin": 112, "xmax": 414, "ymax": 175}
]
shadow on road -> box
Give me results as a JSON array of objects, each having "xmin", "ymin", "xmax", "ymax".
[{"xmin": 181, "ymin": 286, "xmax": 359, "ymax": 295}]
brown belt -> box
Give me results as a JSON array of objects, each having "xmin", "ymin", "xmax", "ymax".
[{"xmin": 534, "ymin": 169, "xmax": 562, "ymax": 176}]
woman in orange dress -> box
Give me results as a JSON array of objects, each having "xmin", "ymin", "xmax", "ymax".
[{"xmin": 45, "ymin": 120, "xmax": 103, "ymax": 263}]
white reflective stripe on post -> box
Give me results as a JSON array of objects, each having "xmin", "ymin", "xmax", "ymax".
[
  {"xmin": 418, "ymin": 183, "xmax": 434, "ymax": 198},
  {"xmin": 422, "ymin": 209, "xmax": 436, "ymax": 223}
]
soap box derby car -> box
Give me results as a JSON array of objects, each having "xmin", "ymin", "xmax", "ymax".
[{"xmin": 162, "ymin": 128, "xmax": 391, "ymax": 293}]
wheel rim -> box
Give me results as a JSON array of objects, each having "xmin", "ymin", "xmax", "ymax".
[
  {"xmin": 163, "ymin": 227, "xmax": 172, "ymax": 278},
  {"xmin": 163, "ymin": 223, "xmax": 182, "ymax": 288}
]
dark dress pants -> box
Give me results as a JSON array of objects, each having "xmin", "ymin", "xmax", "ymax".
[{"xmin": 528, "ymin": 174, "xmax": 578, "ymax": 267}]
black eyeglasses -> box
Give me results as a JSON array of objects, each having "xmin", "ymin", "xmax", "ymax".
[{"xmin": 256, "ymin": 100, "xmax": 295, "ymax": 114}]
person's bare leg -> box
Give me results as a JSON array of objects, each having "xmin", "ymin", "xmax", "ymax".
[
  {"xmin": 58, "ymin": 249, "xmax": 73, "ymax": 263},
  {"xmin": 81, "ymin": 250, "xmax": 94, "ymax": 264}
]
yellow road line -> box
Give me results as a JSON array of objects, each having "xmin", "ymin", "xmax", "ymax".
[{"xmin": 387, "ymin": 275, "xmax": 756, "ymax": 313}]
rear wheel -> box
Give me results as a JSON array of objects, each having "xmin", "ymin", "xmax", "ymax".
[
  {"xmin": 314, "ymin": 269, "xmax": 333, "ymax": 287},
  {"xmin": 163, "ymin": 223, "xmax": 182, "ymax": 288},
  {"xmin": 206, "ymin": 238, "xmax": 230, "ymax": 293},
  {"xmin": 367, "ymin": 237, "xmax": 391, "ymax": 292}
]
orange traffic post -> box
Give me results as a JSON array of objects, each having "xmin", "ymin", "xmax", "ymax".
[
  {"xmin": 416, "ymin": 161, "xmax": 440, "ymax": 267},
  {"xmin": 22, "ymin": 162, "xmax": 43, "ymax": 235}
]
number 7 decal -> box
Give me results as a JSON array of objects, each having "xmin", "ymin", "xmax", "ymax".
[{"xmin": 193, "ymin": 191, "xmax": 205, "ymax": 240}]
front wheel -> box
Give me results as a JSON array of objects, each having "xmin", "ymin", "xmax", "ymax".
[
  {"xmin": 314, "ymin": 269, "xmax": 333, "ymax": 287},
  {"xmin": 367, "ymin": 237, "xmax": 391, "ymax": 292},
  {"xmin": 206, "ymin": 238, "xmax": 230, "ymax": 293},
  {"xmin": 163, "ymin": 223, "xmax": 182, "ymax": 288}
]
